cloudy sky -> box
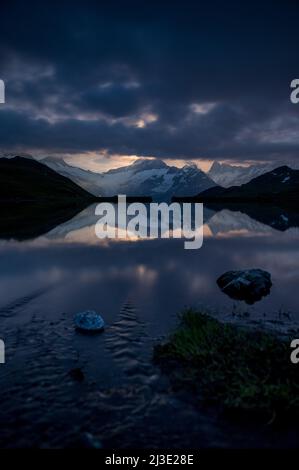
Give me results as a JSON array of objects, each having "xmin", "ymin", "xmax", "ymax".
[{"xmin": 0, "ymin": 0, "xmax": 299, "ymax": 171}]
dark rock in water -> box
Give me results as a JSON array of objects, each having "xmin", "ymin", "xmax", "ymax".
[
  {"xmin": 74, "ymin": 310, "xmax": 105, "ymax": 332},
  {"xmin": 217, "ymin": 269, "xmax": 272, "ymax": 304},
  {"xmin": 69, "ymin": 367, "xmax": 85, "ymax": 382}
]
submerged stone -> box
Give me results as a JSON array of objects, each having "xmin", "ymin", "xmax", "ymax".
[
  {"xmin": 74, "ymin": 310, "xmax": 105, "ymax": 332},
  {"xmin": 217, "ymin": 268, "xmax": 272, "ymax": 304}
]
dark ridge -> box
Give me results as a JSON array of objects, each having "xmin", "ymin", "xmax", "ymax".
[
  {"xmin": 0, "ymin": 156, "xmax": 153, "ymax": 204},
  {"xmin": 0, "ymin": 156, "xmax": 95, "ymax": 203},
  {"xmin": 191, "ymin": 165, "xmax": 299, "ymax": 205}
]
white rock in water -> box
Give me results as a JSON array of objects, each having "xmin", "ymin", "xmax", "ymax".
[{"xmin": 74, "ymin": 310, "xmax": 105, "ymax": 332}]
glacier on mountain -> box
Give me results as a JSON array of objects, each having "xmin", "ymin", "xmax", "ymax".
[{"xmin": 42, "ymin": 157, "xmax": 216, "ymax": 199}]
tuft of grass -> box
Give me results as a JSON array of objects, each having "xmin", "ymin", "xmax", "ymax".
[{"xmin": 154, "ymin": 309, "xmax": 299, "ymax": 422}]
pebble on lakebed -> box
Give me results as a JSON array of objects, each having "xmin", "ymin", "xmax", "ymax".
[
  {"xmin": 74, "ymin": 310, "xmax": 105, "ymax": 332},
  {"xmin": 217, "ymin": 268, "xmax": 272, "ymax": 305}
]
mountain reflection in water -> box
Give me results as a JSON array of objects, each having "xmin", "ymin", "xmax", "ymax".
[
  {"xmin": 0, "ymin": 202, "xmax": 299, "ymax": 448},
  {"xmin": 0, "ymin": 202, "xmax": 298, "ymax": 331}
]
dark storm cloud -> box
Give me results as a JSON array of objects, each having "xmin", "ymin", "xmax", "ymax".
[{"xmin": 0, "ymin": 0, "xmax": 299, "ymax": 162}]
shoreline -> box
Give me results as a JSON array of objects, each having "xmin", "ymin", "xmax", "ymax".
[{"xmin": 154, "ymin": 308, "xmax": 299, "ymax": 425}]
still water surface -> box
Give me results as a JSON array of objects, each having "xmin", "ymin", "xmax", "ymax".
[{"xmin": 0, "ymin": 204, "xmax": 298, "ymax": 447}]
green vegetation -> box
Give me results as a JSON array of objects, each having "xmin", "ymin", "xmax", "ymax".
[{"xmin": 154, "ymin": 309, "xmax": 299, "ymax": 422}]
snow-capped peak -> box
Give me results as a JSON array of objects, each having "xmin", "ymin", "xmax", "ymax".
[
  {"xmin": 208, "ymin": 160, "xmax": 277, "ymax": 187},
  {"xmin": 131, "ymin": 158, "xmax": 167, "ymax": 170},
  {"xmin": 44, "ymin": 157, "xmax": 215, "ymax": 199}
]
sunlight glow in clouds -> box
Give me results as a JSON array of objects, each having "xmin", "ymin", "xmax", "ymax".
[
  {"xmin": 0, "ymin": 1, "xmax": 299, "ymax": 168},
  {"xmin": 190, "ymin": 103, "xmax": 216, "ymax": 114},
  {"xmin": 136, "ymin": 112, "xmax": 158, "ymax": 128}
]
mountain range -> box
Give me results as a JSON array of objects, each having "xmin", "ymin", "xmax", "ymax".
[
  {"xmin": 2, "ymin": 155, "xmax": 298, "ymax": 240},
  {"xmin": 44, "ymin": 156, "xmax": 295, "ymax": 198},
  {"xmin": 1, "ymin": 154, "xmax": 298, "ymax": 203},
  {"xmin": 42, "ymin": 156, "xmax": 102, "ymax": 196},
  {"xmin": 198, "ymin": 165, "xmax": 299, "ymax": 203},
  {"xmin": 42, "ymin": 157, "xmax": 216, "ymax": 199},
  {"xmin": 207, "ymin": 161, "xmax": 277, "ymax": 187}
]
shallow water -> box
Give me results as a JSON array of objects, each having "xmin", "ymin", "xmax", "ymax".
[{"xmin": 0, "ymin": 204, "xmax": 298, "ymax": 448}]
